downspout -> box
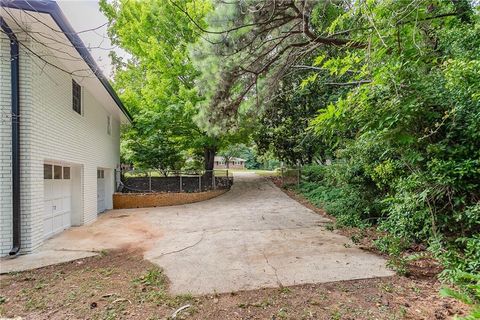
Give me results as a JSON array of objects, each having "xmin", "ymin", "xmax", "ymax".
[{"xmin": 0, "ymin": 18, "xmax": 21, "ymax": 256}]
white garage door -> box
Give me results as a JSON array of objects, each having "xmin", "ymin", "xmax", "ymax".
[
  {"xmin": 44, "ymin": 164, "xmax": 71, "ymax": 239},
  {"xmin": 97, "ymin": 169, "xmax": 106, "ymax": 213}
]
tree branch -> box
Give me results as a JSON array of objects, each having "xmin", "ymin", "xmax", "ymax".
[{"xmin": 325, "ymin": 80, "xmax": 372, "ymax": 86}]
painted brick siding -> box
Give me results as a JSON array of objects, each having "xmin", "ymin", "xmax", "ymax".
[
  {"xmin": 0, "ymin": 34, "xmax": 121, "ymax": 256},
  {"xmin": 0, "ymin": 31, "xmax": 13, "ymax": 254}
]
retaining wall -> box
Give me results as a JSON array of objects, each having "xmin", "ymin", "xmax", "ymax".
[{"xmin": 113, "ymin": 189, "xmax": 228, "ymax": 209}]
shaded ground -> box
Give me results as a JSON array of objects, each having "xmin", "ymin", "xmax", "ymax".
[
  {"xmin": 0, "ymin": 249, "xmax": 468, "ymax": 320},
  {"xmin": 2, "ymin": 173, "xmax": 393, "ymax": 295},
  {"xmin": 270, "ymin": 177, "xmax": 444, "ymax": 278}
]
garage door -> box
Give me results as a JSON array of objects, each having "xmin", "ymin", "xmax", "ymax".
[
  {"xmin": 97, "ymin": 169, "xmax": 106, "ymax": 213},
  {"xmin": 44, "ymin": 164, "xmax": 71, "ymax": 239}
]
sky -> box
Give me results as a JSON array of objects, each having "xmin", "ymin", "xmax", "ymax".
[{"xmin": 57, "ymin": 0, "xmax": 127, "ymax": 78}]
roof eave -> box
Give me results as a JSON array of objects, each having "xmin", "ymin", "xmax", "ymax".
[{"xmin": 1, "ymin": 0, "xmax": 132, "ymax": 122}]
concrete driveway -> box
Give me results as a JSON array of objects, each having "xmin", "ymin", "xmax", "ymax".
[{"xmin": 1, "ymin": 172, "xmax": 393, "ymax": 294}]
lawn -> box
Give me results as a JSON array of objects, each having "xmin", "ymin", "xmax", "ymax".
[{"xmin": 228, "ymin": 169, "xmax": 279, "ymax": 177}]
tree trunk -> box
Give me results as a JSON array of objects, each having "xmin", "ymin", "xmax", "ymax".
[
  {"xmin": 204, "ymin": 147, "xmax": 216, "ymax": 189},
  {"xmin": 204, "ymin": 147, "xmax": 216, "ymax": 171}
]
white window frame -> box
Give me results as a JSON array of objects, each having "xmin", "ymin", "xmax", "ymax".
[
  {"xmin": 72, "ymin": 79, "xmax": 84, "ymax": 116},
  {"xmin": 43, "ymin": 162, "xmax": 71, "ymax": 180},
  {"xmin": 107, "ymin": 115, "xmax": 112, "ymax": 135}
]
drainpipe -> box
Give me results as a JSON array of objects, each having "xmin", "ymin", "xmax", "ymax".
[{"xmin": 1, "ymin": 18, "xmax": 21, "ymax": 256}]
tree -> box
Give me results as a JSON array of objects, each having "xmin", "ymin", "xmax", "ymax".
[
  {"xmin": 300, "ymin": 0, "xmax": 479, "ymax": 295},
  {"xmin": 186, "ymin": 0, "xmax": 366, "ymax": 128},
  {"xmin": 123, "ymin": 133, "xmax": 183, "ymax": 176},
  {"xmin": 100, "ymin": 0, "xmax": 227, "ymax": 171},
  {"xmin": 120, "ymin": 109, "xmax": 187, "ymax": 175},
  {"xmin": 187, "ymin": 0, "xmax": 472, "ymax": 127},
  {"xmin": 255, "ymin": 67, "xmax": 350, "ymax": 165}
]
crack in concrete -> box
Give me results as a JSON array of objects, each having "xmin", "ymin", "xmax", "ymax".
[
  {"xmin": 153, "ymin": 231, "xmax": 206, "ymax": 259},
  {"xmin": 178, "ymin": 224, "xmax": 331, "ymax": 235},
  {"xmin": 262, "ymin": 250, "xmax": 283, "ymax": 288}
]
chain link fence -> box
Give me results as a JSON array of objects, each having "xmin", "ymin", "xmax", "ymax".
[{"xmin": 115, "ymin": 169, "xmax": 233, "ymax": 193}]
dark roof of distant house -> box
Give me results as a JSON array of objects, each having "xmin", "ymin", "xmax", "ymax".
[{"xmin": 1, "ymin": 0, "xmax": 132, "ymax": 122}]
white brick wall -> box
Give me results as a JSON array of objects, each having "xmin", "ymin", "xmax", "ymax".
[
  {"xmin": 0, "ymin": 31, "xmax": 13, "ymax": 254},
  {"xmin": 0, "ymin": 31, "xmax": 121, "ymax": 256}
]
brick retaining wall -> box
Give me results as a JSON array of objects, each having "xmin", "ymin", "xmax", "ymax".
[{"xmin": 113, "ymin": 189, "xmax": 228, "ymax": 209}]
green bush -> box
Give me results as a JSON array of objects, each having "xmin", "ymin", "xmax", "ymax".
[
  {"xmin": 300, "ymin": 163, "xmax": 378, "ymax": 228},
  {"xmin": 440, "ymin": 272, "xmax": 480, "ymax": 320},
  {"xmin": 300, "ymin": 10, "xmax": 480, "ymax": 295},
  {"xmin": 301, "ymin": 164, "xmax": 327, "ymax": 183},
  {"xmin": 266, "ymin": 2, "xmax": 480, "ymax": 306}
]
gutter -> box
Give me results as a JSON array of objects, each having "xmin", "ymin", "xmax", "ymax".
[{"xmin": 0, "ymin": 17, "xmax": 21, "ymax": 256}]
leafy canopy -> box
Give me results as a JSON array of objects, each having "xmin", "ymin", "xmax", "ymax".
[{"xmin": 100, "ymin": 0, "xmax": 226, "ymax": 170}]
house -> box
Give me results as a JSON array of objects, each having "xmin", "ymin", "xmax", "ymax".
[
  {"xmin": 0, "ymin": 1, "xmax": 131, "ymax": 257},
  {"xmin": 214, "ymin": 156, "xmax": 246, "ymax": 170}
]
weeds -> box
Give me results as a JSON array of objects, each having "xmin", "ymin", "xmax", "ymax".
[{"xmin": 132, "ymin": 267, "xmax": 194, "ymax": 308}]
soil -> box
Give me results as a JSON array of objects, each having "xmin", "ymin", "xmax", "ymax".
[{"xmin": 0, "ymin": 249, "xmax": 468, "ymax": 320}]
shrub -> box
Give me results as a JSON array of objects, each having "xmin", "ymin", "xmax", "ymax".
[
  {"xmin": 300, "ymin": 163, "xmax": 377, "ymax": 228},
  {"xmin": 440, "ymin": 272, "xmax": 480, "ymax": 320}
]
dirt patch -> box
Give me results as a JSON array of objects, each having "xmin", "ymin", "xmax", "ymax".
[
  {"xmin": 0, "ymin": 250, "xmax": 468, "ymax": 319},
  {"xmin": 41, "ymin": 211, "xmax": 165, "ymax": 253},
  {"xmin": 197, "ymin": 277, "xmax": 468, "ymax": 320},
  {"xmin": 0, "ymin": 250, "xmax": 191, "ymax": 320}
]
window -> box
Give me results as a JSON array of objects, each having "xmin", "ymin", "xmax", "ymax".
[
  {"xmin": 44, "ymin": 164, "xmax": 71, "ymax": 180},
  {"xmin": 44, "ymin": 164, "xmax": 53, "ymax": 179},
  {"xmin": 54, "ymin": 165, "xmax": 62, "ymax": 179},
  {"xmin": 63, "ymin": 167, "xmax": 70, "ymax": 179},
  {"xmin": 72, "ymin": 79, "xmax": 82, "ymax": 114},
  {"xmin": 107, "ymin": 115, "xmax": 112, "ymax": 135},
  {"xmin": 97, "ymin": 169, "xmax": 104, "ymax": 179}
]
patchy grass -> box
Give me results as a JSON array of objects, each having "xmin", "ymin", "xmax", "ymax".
[
  {"xmin": 0, "ymin": 250, "xmax": 196, "ymax": 320},
  {"xmin": 227, "ymin": 169, "xmax": 279, "ymax": 177},
  {"xmin": 251, "ymin": 169, "xmax": 279, "ymax": 177},
  {"xmin": 0, "ymin": 249, "xmax": 470, "ymax": 319}
]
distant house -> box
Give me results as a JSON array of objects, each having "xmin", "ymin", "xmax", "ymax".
[
  {"xmin": 120, "ymin": 163, "xmax": 134, "ymax": 171},
  {"xmin": 214, "ymin": 156, "xmax": 246, "ymax": 170},
  {"xmin": 0, "ymin": 1, "xmax": 131, "ymax": 256}
]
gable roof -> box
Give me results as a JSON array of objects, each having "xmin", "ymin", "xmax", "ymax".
[{"xmin": 1, "ymin": 0, "xmax": 132, "ymax": 122}]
